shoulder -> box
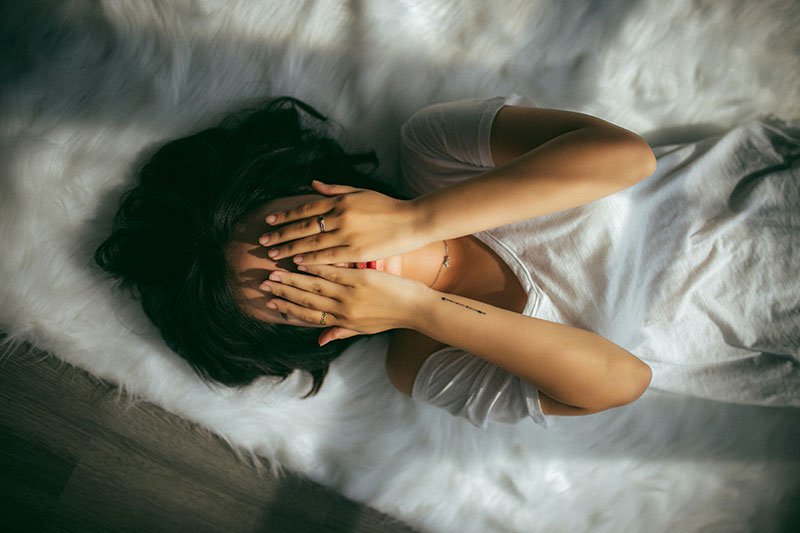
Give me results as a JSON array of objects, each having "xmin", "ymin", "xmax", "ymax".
[
  {"xmin": 400, "ymin": 96, "xmax": 509, "ymax": 149},
  {"xmin": 386, "ymin": 329, "xmax": 447, "ymax": 396}
]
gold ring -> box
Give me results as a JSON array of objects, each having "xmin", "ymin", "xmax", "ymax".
[
  {"xmin": 317, "ymin": 214, "xmax": 326, "ymax": 233},
  {"xmin": 319, "ymin": 311, "xmax": 328, "ymax": 325}
]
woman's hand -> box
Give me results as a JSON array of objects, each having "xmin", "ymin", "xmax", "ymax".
[
  {"xmin": 259, "ymin": 263, "xmax": 430, "ymax": 346},
  {"xmin": 259, "ymin": 180, "xmax": 430, "ymax": 265}
]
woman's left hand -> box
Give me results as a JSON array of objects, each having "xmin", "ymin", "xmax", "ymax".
[
  {"xmin": 259, "ymin": 180, "xmax": 430, "ymax": 265},
  {"xmin": 260, "ymin": 263, "xmax": 430, "ymax": 346}
]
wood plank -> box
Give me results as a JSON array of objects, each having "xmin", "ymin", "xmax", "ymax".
[{"xmin": 0, "ymin": 336, "xmax": 417, "ymax": 532}]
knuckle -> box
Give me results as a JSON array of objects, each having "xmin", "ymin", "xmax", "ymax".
[
  {"xmin": 311, "ymin": 283, "xmax": 322, "ymax": 295},
  {"xmin": 341, "ymin": 303, "xmax": 356, "ymax": 320},
  {"xmin": 311, "ymin": 234, "xmax": 321, "ymax": 244}
]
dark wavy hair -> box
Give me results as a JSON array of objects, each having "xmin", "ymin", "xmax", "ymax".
[{"xmin": 95, "ymin": 96, "xmax": 407, "ymax": 396}]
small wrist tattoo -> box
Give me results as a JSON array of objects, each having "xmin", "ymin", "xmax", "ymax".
[{"xmin": 440, "ymin": 296, "xmax": 486, "ymax": 315}]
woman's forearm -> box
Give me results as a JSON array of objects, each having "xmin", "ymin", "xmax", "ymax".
[
  {"xmin": 404, "ymin": 287, "xmax": 652, "ymax": 412},
  {"xmin": 411, "ymin": 125, "xmax": 657, "ymax": 243}
]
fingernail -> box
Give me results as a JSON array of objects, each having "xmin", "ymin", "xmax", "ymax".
[
  {"xmin": 268, "ymin": 249, "xmax": 279, "ymax": 258},
  {"xmin": 267, "ymin": 302, "xmax": 278, "ymax": 309},
  {"xmin": 269, "ymin": 273, "xmax": 281, "ymax": 282},
  {"xmin": 266, "ymin": 214, "xmax": 277, "ymax": 224},
  {"xmin": 259, "ymin": 234, "xmax": 270, "ymax": 245},
  {"xmin": 261, "ymin": 283, "xmax": 272, "ymax": 292},
  {"xmin": 294, "ymin": 255, "xmax": 303, "ymax": 263},
  {"xmin": 297, "ymin": 265, "xmax": 308, "ymax": 272}
]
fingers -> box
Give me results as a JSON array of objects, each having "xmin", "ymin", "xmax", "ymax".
[
  {"xmin": 311, "ymin": 179, "xmax": 364, "ymax": 196},
  {"xmin": 258, "ymin": 217, "xmax": 332, "ymax": 246},
  {"xmin": 287, "ymin": 245, "xmax": 354, "ymax": 266},
  {"xmin": 263, "ymin": 231, "xmax": 344, "ymax": 262},
  {"xmin": 318, "ymin": 326, "xmax": 361, "ymax": 346},
  {"xmin": 294, "ymin": 264, "xmax": 358, "ymax": 287},
  {"xmin": 262, "ymin": 265, "xmax": 359, "ymax": 327},
  {"xmin": 260, "ymin": 269, "xmax": 346, "ymax": 304},
  {"xmin": 267, "ymin": 297, "xmax": 340, "ymax": 327},
  {"xmin": 262, "ymin": 272, "xmax": 341, "ymax": 326},
  {"xmin": 264, "ymin": 196, "xmax": 336, "ymax": 228},
  {"xmin": 261, "ymin": 180, "xmax": 365, "ymax": 234}
]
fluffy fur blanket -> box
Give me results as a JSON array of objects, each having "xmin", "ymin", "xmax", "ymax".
[{"xmin": 1, "ymin": 1, "xmax": 798, "ymax": 531}]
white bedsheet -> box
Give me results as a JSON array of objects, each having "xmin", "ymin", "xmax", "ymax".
[{"xmin": 1, "ymin": 1, "xmax": 799, "ymax": 531}]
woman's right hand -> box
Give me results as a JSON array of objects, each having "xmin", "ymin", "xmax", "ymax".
[
  {"xmin": 259, "ymin": 180, "xmax": 432, "ymax": 266},
  {"xmin": 259, "ymin": 263, "xmax": 430, "ymax": 345}
]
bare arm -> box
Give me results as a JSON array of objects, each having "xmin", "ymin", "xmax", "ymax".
[
  {"xmin": 402, "ymin": 289, "xmax": 652, "ymax": 413},
  {"xmin": 387, "ymin": 329, "xmax": 618, "ymax": 417},
  {"xmin": 410, "ymin": 106, "xmax": 657, "ymax": 241},
  {"xmin": 257, "ymin": 105, "xmax": 656, "ymax": 269},
  {"xmin": 266, "ymin": 259, "xmax": 652, "ymax": 415}
]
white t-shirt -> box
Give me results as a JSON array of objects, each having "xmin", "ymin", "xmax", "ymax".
[{"xmin": 399, "ymin": 95, "xmax": 800, "ymax": 429}]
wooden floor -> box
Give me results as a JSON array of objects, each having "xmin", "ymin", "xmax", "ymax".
[{"xmin": 0, "ymin": 336, "xmax": 417, "ymax": 533}]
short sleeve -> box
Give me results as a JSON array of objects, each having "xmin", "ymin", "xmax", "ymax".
[
  {"xmin": 400, "ymin": 94, "xmax": 538, "ymax": 196},
  {"xmin": 411, "ymin": 345, "xmax": 549, "ymax": 429}
]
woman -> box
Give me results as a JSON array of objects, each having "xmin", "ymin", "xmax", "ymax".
[{"xmin": 96, "ymin": 95, "xmax": 800, "ymax": 429}]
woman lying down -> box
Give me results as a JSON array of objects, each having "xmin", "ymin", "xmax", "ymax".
[{"xmin": 95, "ymin": 95, "xmax": 800, "ymax": 428}]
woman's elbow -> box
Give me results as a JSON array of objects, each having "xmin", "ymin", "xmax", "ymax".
[
  {"xmin": 610, "ymin": 359, "xmax": 652, "ymax": 408},
  {"xmin": 640, "ymin": 144, "xmax": 657, "ymax": 179},
  {"xmin": 629, "ymin": 136, "xmax": 657, "ymax": 182},
  {"xmin": 613, "ymin": 132, "xmax": 657, "ymax": 184}
]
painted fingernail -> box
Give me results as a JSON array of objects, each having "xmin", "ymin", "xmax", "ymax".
[
  {"xmin": 294, "ymin": 255, "xmax": 304, "ymax": 263},
  {"xmin": 267, "ymin": 301, "xmax": 278, "ymax": 309},
  {"xmin": 259, "ymin": 234, "xmax": 270, "ymax": 245},
  {"xmin": 297, "ymin": 265, "xmax": 308, "ymax": 272},
  {"xmin": 269, "ymin": 273, "xmax": 282, "ymax": 282},
  {"xmin": 266, "ymin": 214, "xmax": 277, "ymax": 224},
  {"xmin": 268, "ymin": 249, "xmax": 279, "ymax": 258}
]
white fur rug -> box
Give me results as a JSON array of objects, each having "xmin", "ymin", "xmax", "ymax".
[{"xmin": 2, "ymin": 1, "xmax": 799, "ymax": 531}]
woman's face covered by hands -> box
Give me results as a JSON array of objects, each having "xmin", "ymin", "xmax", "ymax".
[
  {"xmin": 226, "ymin": 182, "xmax": 437, "ymax": 345},
  {"xmin": 226, "ymin": 192, "xmax": 405, "ymax": 325},
  {"xmin": 226, "ymin": 194, "xmax": 335, "ymax": 326}
]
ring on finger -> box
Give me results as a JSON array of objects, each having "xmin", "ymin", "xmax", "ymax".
[
  {"xmin": 319, "ymin": 311, "xmax": 328, "ymax": 325},
  {"xmin": 317, "ymin": 214, "xmax": 326, "ymax": 233}
]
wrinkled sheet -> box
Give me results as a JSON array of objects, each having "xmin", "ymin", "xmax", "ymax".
[{"xmin": 1, "ymin": 1, "xmax": 799, "ymax": 531}]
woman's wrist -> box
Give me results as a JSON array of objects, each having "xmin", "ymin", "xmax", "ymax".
[
  {"xmin": 402, "ymin": 287, "xmax": 461, "ymax": 339},
  {"xmin": 397, "ymin": 283, "xmax": 437, "ymax": 332},
  {"xmin": 408, "ymin": 196, "xmax": 440, "ymax": 245}
]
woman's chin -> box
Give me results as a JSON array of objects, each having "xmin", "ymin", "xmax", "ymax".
[
  {"xmin": 383, "ymin": 256, "xmax": 403, "ymax": 276},
  {"xmin": 343, "ymin": 256, "xmax": 401, "ymax": 276}
]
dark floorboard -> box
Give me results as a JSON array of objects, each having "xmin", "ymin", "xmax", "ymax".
[{"xmin": 0, "ymin": 336, "xmax": 416, "ymax": 532}]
